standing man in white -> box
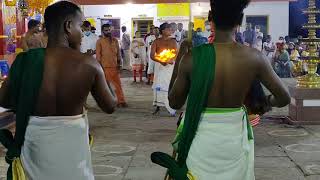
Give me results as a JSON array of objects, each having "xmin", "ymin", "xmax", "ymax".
[
  {"xmin": 121, "ymin": 26, "xmax": 131, "ymax": 70},
  {"xmin": 80, "ymin": 21, "xmax": 98, "ymax": 57}
]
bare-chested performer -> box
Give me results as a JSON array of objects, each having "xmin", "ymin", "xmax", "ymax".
[
  {"xmin": 0, "ymin": 1, "xmax": 116, "ymax": 180},
  {"xmin": 151, "ymin": 0, "xmax": 290, "ymax": 179},
  {"xmin": 150, "ymin": 23, "xmax": 177, "ymax": 116}
]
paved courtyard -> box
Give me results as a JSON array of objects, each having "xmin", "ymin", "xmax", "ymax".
[{"xmin": 1, "ymin": 78, "xmax": 320, "ymax": 180}]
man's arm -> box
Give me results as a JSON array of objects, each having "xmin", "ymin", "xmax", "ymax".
[
  {"xmin": 91, "ymin": 59, "xmax": 117, "ymax": 114},
  {"xmin": 168, "ymin": 52, "xmax": 192, "ymax": 109},
  {"xmin": 21, "ymin": 37, "xmax": 28, "ymax": 52},
  {"xmin": 150, "ymin": 39, "xmax": 157, "ymax": 62},
  {"xmin": 169, "ymin": 40, "xmax": 191, "ymax": 92},
  {"xmin": 258, "ymin": 53, "xmax": 291, "ymax": 107}
]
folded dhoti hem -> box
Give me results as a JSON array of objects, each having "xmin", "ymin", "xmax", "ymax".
[
  {"xmin": 20, "ymin": 115, "xmax": 94, "ymax": 180},
  {"xmin": 185, "ymin": 108, "xmax": 255, "ymax": 180}
]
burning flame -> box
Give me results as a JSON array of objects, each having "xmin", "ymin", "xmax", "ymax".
[{"xmin": 155, "ymin": 49, "xmax": 177, "ymax": 63}]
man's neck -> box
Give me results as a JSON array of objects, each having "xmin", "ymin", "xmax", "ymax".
[
  {"xmin": 47, "ymin": 36, "xmax": 70, "ymax": 48},
  {"xmin": 162, "ymin": 35, "xmax": 170, "ymax": 40},
  {"xmin": 214, "ymin": 29, "xmax": 234, "ymax": 43}
]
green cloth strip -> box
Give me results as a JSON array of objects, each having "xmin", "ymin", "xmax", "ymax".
[{"xmin": 0, "ymin": 48, "xmax": 46, "ymax": 180}]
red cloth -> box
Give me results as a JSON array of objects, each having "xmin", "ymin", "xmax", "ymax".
[{"xmin": 208, "ymin": 31, "xmax": 215, "ymax": 43}]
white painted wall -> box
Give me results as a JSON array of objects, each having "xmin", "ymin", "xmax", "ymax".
[
  {"xmin": 243, "ymin": 1, "xmax": 289, "ymax": 40},
  {"xmin": 83, "ymin": 1, "xmax": 289, "ymax": 40},
  {"xmin": 83, "ymin": 4, "xmax": 157, "ymax": 36}
]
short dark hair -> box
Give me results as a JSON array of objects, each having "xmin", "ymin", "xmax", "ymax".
[
  {"xmin": 83, "ymin": 21, "xmax": 91, "ymax": 28},
  {"xmin": 210, "ymin": 0, "xmax": 250, "ymax": 30},
  {"xmin": 44, "ymin": 1, "xmax": 81, "ymax": 36},
  {"xmin": 160, "ymin": 23, "xmax": 170, "ymax": 34},
  {"xmin": 28, "ymin": 19, "xmax": 40, "ymax": 30},
  {"xmin": 121, "ymin": 26, "xmax": 127, "ymax": 31},
  {"xmin": 102, "ymin": 24, "xmax": 111, "ymax": 30}
]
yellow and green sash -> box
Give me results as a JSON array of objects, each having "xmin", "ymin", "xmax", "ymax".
[{"xmin": 151, "ymin": 44, "xmax": 216, "ymax": 179}]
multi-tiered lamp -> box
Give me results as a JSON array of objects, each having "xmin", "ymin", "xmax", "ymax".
[{"xmin": 296, "ymin": 0, "xmax": 320, "ymax": 88}]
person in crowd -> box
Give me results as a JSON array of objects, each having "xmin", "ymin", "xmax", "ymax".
[
  {"xmin": 150, "ymin": 23, "xmax": 177, "ymax": 116},
  {"xmin": 278, "ymin": 36, "xmax": 285, "ymax": 44},
  {"xmin": 191, "ymin": 22, "xmax": 208, "ymax": 47},
  {"xmin": 287, "ymin": 42, "xmax": 295, "ymax": 55},
  {"xmin": 131, "ymin": 31, "xmax": 146, "ymax": 83},
  {"xmin": 274, "ymin": 43, "xmax": 292, "ymax": 78},
  {"xmin": 290, "ymin": 45, "xmax": 300, "ymax": 61},
  {"xmin": 170, "ymin": 22, "xmax": 179, "ymax": 41},
  {"xmin": 91, "ymin": 26, "xmax": 96, "ymax": 34},
  {"xmin": 144, "ymin": 25, "xmax": 155, "ymax": 43},
  {"xmin": 121, "ymin": 26, "xmax": 131, "ymax": 70},
  {"xmin": 285, "ymin": 36, "xmax": 291, "ymax": 45},
  {"xmin": 96, "ymin": 24, "xmax": 128, "ymax": 108},
  {"xmin": 176, "ymin": 23, "xmax": 187, "ymax": 44},
  {"xmin": 243, "ymin": 23, "xmax": 255, "ymax": 47},
  {"xmin": 253, "ymin": 25, "xmax": 263, "ymax": 51},
  {"xmin": 80, "ymin": 20, "xmax": 98, "ymax": 56},
  {"xmin": 21, "ymin": 19, "xmax": 46, "ymax": 51},
  {"xmin": 202, "ymin": 20, "xmax": 212, "ymax": 39},
  {"xmin": 235, "ymin": 30, "xmax": 244, "ymax": 44},
  {"xmin": 151, "ymin": 0, "xmax": 290, "ymax": 179},
  {"xmin": 146, "ymin": 27, "xmax": 160, "ymax": 85},
  {"xmin": 196, "ymin": 28, "xmax": 202, "ymax": 33},
  {"xmin": 0, "ymin": 1, "xmax": 117, "ymax": 179},
  {"xmin": 262, "ymin": 35, "xmax": 276, "ymax": 60}
]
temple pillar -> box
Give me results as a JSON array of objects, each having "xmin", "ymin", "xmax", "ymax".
[{"xmin": 0, "ymin": 0, "xmax": 6, "ymax": 57}]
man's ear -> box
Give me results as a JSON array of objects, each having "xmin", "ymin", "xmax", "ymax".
[{"xmin": 64, "ymin": 19, "xmax": 72, "ymax": 34}]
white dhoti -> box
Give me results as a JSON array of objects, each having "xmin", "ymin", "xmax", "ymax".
[
  {"xmin": 147, "ymin": 58, "xmax": 155, "ymax": 75},
  {"xmin": 122, "ymin": 49, "xmax": 131, "ymax": 70},
  {"xmin": 152, "ymin": 62, "xmax": 176, "ymax": 115},
  {"xmin": 21, "ymin": 115, "xmax": 94, "ymax": 180},
  {"xmin": 186, "ymin": 108, "xmax": 255, "ymax": 180}
]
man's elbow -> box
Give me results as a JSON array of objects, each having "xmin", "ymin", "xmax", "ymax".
[
  {"xmin": 168, "ymin": 96, "xmax": 183, "ymax": 110},
  {"xmin": 101, "ymin": 99, "xmax": 117, "ymax": 114},
  {"xmin": 277, "ymin": 93, "xmax": 291, "ymax": 108}
]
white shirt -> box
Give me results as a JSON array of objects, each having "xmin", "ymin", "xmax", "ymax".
[
  {"xmin": 253, "ymin": 32, "xmax": 264, "ymax": 51},
  {"xmin": 146, "ymin": 35, "xmax": 157, "ymax": 60},
  {"xmin": 262, "ymin": 42, "xmax": 275, "ymax": 58},
  {"xmin": 80, "ymin": 32, "xmax": 99, "ymax": 53}
]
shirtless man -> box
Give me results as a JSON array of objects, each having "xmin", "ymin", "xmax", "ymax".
[
  {"xmin": 150, "ymin": 23, "xmax": 177, "ymax": 115},
  {"xmin": 153, "ymin": 0, "xmax": 290, "ymax": 179},
  {"xmin": 0, "ymin": 1, "xmax": 116, "ymax": 179},
  {"xmin": 21, "ymin": 19, "xmax": 45, "ymax": 51}
]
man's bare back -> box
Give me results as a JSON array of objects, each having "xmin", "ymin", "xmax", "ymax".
[
  {"xmin": 169, "ymin": 42, "xmax": 290, "ymax": 109},
  {"xmin": 35, "ymin": 47, "xmax": 116, "ymax": 116}
]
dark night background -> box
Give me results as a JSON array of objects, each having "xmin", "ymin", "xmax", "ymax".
[{"xmin": 289, "ymin": 0, "xmax": 317, "ymax": 38}]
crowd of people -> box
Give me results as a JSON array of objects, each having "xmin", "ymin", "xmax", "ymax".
[{"xmin": 236, "ymin": 24, "xmax": 316, "ymax": 78}]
